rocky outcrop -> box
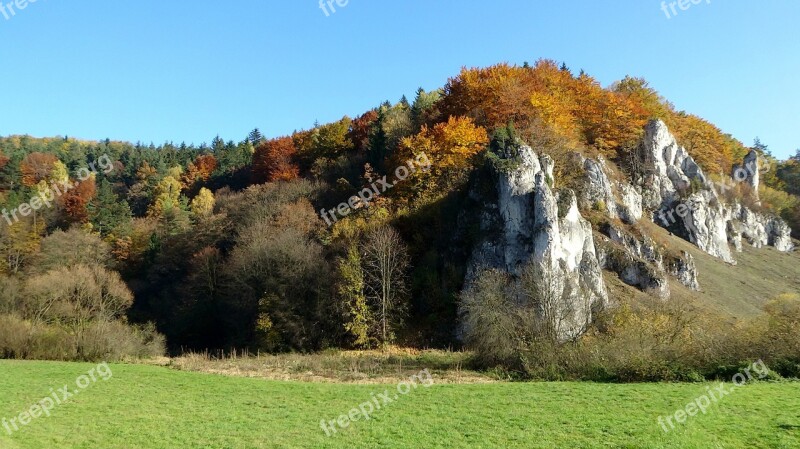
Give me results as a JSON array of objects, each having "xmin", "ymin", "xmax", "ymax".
[
  {"xmin": 582, "ymin": 157, "xmax": 619, "ymax": 218},
  {"xmin": 580, "ymin": 156, "xmax": 643, "ymax": 225},
  {"xmin": 462, "ymin": 122, "xmax": 793, "ymax": 342},
  {"xmin": 767, "ymin": 217, "xmax": 794, "ymax": 252},
  {"xmin": 605, "ymin": 224, "xmax": 664, "ymax": 271},
  {"xmin": 637, "ymin": 121, "xmax": 727, "ymax": 263},
  {"xmin": 727, "ymin": 151, "xmax": 793, "ymax": 253},
  {"xmin": 637, "ymin": 120, "xmax": 794, "ymax": 261},
  {"xmin": 541, "ymin": 154, "xmax": 555, "ymax": 187},
  {"xmin": 597, "ymin": 221, "xmax": 700, "ymax": 294},
  {"xmin": 732, "ymin": 150, "xmax": 760, "ymax": 198},
  {"xmin": 679, "ymin": 191, "xmax": 736, "ymax": 264},
  {"xmin": 727, "ymin": 220, "xmax": 744, "ymax": 252},
  {"xmin": 596, "ymin": 224, "xmax": 670, "ymax": 299},
  {"xmin": 595, "ymin": 235, "xmax": 670, "ymax": 300},
  {"xmin": 638, "ymin": 120, "xmax": 713, "ymax": 211},
  {"xmin": 667, "ymin": 251, "xmax": 700, "ymax": 291},
  {"xmin": 619, "ymin": 184, "xmax": 644, "ymax": 224},
  {"xmin": 467, "ymin": 144, "xmax": 608, "ymax": 340},
  {"xmin": 729, "ymin": 203, "xmax": 768, "ymax": 249}
]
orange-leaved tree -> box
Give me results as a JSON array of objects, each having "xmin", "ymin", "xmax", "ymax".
[
  {"xmin": 62, "ymin": 175, "xmax": 97, "ymax": 224},
  {"xmin": 395, "ymin": 115, "xmax": 488, "ymax": 202},
  {"xmin": 184, "ymin": 154, "xmax": 219, "ymax": 187},
  {"xmin": 572, "ymin": 72, "xmax": 648, "ymax": 158},
  {"xmin": 253, "ymin": 137, "xmax": 300, "ymax": 183},
  {"xmin": 442, "ymin": 63, "xmax": 531, "ymax": 129},
  {"xmin": 20, "ymin": 153, "xmax": 59, "ymax": 187},
  {"xmin": 668, "ymin": 113, "xmax": 743, "ymax": 175}
]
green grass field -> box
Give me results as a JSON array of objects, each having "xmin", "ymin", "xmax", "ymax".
[{"xmin": 1, "ymin": 361, "xmax": 799, "ymax": 448}]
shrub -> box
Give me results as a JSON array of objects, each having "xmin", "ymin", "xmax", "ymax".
[
  {"xmin": 467, "ymin": 288, "xmax": 800, "ymax": 382},
  {"xmin": 79, "ymin": 321, "xmax": 165, "ymax": 361},
  {"xmin": 0, "ymin": 315, "xmax": 164, "ymax": 362},
  {"xmin": 593, "ymin": 200, "xmax": 607, "ymax": 213},
  {"xmin": 0, "ymin": 314, "xmax": 29, "ymax": 358},
  {"xmin": 460, "ymin": 269, "xmax": 523, "ymax": 367},
  {"xmin": 27, "ymin": 325, "xmax": 76, "ymax": 361}
]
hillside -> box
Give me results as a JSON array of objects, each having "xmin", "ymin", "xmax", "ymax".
[
  {"xmin": 607, "ymin": 220, "xmax": 800, "ymax": 320},
  {"xmin": 0, "ymin": 61, "xmax": 798, "ymax": 383}
]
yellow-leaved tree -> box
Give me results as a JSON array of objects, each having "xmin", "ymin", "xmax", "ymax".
[
  {"xmin": 396, "ymin": 115, "xmax": 488, "ymax": 204},
  {"xmin": 190, "ymin": 187, "xmax": 215, "ymax": 217},
  {"xmin": 148, "ymin": 176, "xmax": 183, "ymax": 217}
]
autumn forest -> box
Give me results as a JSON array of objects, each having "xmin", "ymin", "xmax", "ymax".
[{"xmin": 1, "ymin": 60, "xmax": 799, "ymax": 361}]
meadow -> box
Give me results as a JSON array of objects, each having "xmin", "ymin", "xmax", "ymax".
[{"xmin": 1, "ymin": 361, "xmax": 799, "ymax": 449}]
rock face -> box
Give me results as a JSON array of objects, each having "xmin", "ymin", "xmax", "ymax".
[
  {"xmin": 667, "ymin": 251, "xmax": 700, "ymax": 292},
  {"xmin": 606, "ymin": 224, "xmax": 664, "ymax": 271},
  {"xmin": 595, "ymin": 221, "xmax": 700, "ymax": 295},
  {"xmin": 462, "ymin": 122, "xmax": 793, "ymax": 342},
  {"xmin": 730, "ymin": 203, "xmax": 768, "ymax": 249},
  {"xmin": 580, "ymin": 156, "xmax": 642, "ymax": 225},
  {"xmin": 727, "ymin": 206, "xmax": 795, "ymax": 252},
  {"xmin": 638, "ymin": 120, "xmax": 712, "ymax": 211},
  {"xmin": 767, "ymin": 217, "xmax": 794, "ymax": 252},
  {"xmin": 619, "ymin": 184, "xmax": 644, "ymax": 224},
  {"xmin": 727, "ymin": 220, "xmax": 744, "ymax": 252},
  {"xmin": 732, "ymin": 149, "xmax": 760, "ymax": 197},
  {"xmin": 679, "ymin": 191, "xmax": 736, "ymax": 264},
  {"xmin": 467, "ymin": 144, "xmax": 608, "ymax": 341},
  {"xmin": 582, "ymin": 157, "xmax": 619, "ymax": 218},
  {"xmin": 726, "ymin": 151, "xmax": 793, "ymax": 253},
  {"xmin": 638, "ymin": 120, "xmax": 736, "ymax": 263},
  {"xmin": 637, "ymin": 120, "xmax": 794, "ymax": 263},
  {"xmin": 596, "ymin": 225, "xmax": 670, "ymax": 299}
]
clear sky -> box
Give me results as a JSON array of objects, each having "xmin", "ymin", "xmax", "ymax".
[{"xmin": 0, "ymin": 0, "xmax": 798, "ymax": 159}]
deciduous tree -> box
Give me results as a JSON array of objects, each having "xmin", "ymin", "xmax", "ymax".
[
  {"xmin": 252, "ymin": 137, "xmax": 300, "ymax": 183},
  {"xmin": 362, "ymin": 226, "xmax": 409, "ymax": 345},
  {"xmin": 336, "ymin": 245, "xmax": 371, "ymax": 348},
  {"xmin": 63, "ymin": 175, "xmax": 97, "ymax": 224},
  {"xmin": 20, "ymin": 153, "xmax": 58, "ymax": 187},
  {"xmin": 190, "ymin": 187, "xmax": 215, "ymax": 217}
]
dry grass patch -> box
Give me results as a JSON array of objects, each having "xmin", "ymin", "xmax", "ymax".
[{"xmin": 167, "ymin": 347, "xmax": 495, "ymax": 384}]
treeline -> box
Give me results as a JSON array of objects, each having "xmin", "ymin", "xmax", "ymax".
[{"xmin": 0, "ymin": 59, "xmax": 798, "ymax": 360}]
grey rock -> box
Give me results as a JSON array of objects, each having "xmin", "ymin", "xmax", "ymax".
[
  {"xmin": 767, "ymin": 217, "xmax": 794, "ymax": 252},
  {"xmin": 467, "ymin": 145, "xmax": 608, "ymax": 341},
  {"xmin": 581, "ymin": 157, "xmax": 618, "ymax": 218},
  {"xmin": 667, "ymin": 251, "xmax": 701, "ymax": 291},
  {"xmin": 638, "ymin": 120, "xmax": 735, "ymax": 263},
  {"xmin": 595, "ymin": 235, "xmax": 670, "ymax": 300},
  {"xmin": 679, "ymin": 191, "xmax": 737, "ymax": 264},
  {"xmin": 618, "ymin": 184, "xmax": 644, "ymax": 224},
  {"xmin": 732, "ymin": 150, "xmax": 760, "ymax": 198}
]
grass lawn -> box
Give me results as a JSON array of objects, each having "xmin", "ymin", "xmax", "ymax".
[{"xmin": 1, "ymin": 361, "xmax": 799, "ymax": 449}]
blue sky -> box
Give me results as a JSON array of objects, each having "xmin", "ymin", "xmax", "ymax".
[{"xmin": 0, "ymin": 0, "xmax": 798, "ymax": 159}]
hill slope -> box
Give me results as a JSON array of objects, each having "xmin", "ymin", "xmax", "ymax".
[{"xmin": 607, "ymin": 220, "xmax": 800, "ymax": 320}]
